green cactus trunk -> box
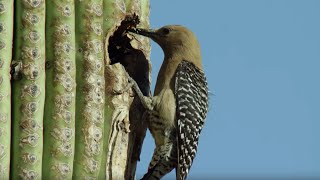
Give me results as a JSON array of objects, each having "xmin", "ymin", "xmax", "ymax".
[
  {"xmin": 1, "ymin": 0, "xmax": 150, "ymax": 179},
  {"xmin": 42, "ymin": 0, "xmax": 76, "ymax": 179},
  {"xmin": 72, "ymin": 0, "xmax": 106, "ymax": 178},
  {"xmin": 11, "ymin": 0, "xmax": 46, "ymax": 179},
  {"xmin": 0, "ymin": 0, "xmax": 14, "ymax": 179}
]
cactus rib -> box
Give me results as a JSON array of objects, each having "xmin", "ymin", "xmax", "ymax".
[{"xmin": 11, "ymin": 0, "xmax": 46, "ymax": 179}]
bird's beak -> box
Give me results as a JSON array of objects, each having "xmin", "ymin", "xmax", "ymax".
[{"xmin": 128, "ymin": 28, "xmax": 157, "ymax": 39}]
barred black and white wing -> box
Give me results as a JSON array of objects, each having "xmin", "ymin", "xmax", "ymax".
[{"xmin": 174, "ymin": 60, "xmax": 209, "ymax": 180}]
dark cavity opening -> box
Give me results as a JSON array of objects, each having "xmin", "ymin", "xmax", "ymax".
[{"xmin": 108, "ymin": 15, "xmax": 150, "ymax": 96}]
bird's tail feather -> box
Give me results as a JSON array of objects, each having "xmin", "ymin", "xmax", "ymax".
[{"xmin": 140, "ymin": 143, "xmax": 177, "ymax": 180}]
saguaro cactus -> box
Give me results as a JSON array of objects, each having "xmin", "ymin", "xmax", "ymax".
[{"xmin": 1, "ymin": 0, "xmax": 150, "ymax": 179}]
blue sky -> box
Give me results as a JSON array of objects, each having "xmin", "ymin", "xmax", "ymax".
[{"xmin": 137, "ymin": 0, "xmax": 320, "ymax": 179}]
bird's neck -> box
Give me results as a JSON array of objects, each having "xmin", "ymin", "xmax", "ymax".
[
  {"xmin": 165, "ymin": 45, "xmax": 202, "ymax": 68},
  {"xmin": 154, "ymin": 56, "xmax": 179, "ymax": 96},
  {"xmin": 154, "ymin": 46, "xmax": 202, "ymax": 96}
]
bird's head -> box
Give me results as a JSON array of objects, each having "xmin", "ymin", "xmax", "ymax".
[{"xmin": 129, "ymin": 25, "xmax": 201, "ymax": 62}]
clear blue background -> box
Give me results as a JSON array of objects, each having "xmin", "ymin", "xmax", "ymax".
[{"xmin": 137, "ymin": 0, "xmax": 320, "ymax": 179}]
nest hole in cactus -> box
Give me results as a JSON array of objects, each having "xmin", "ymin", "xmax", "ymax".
[{"xmin": 108, "ymin": 15, "xmax": 150, "ymax": 96}]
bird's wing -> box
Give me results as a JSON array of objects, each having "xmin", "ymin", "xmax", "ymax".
[{"xmin": 174, "ymin": 60, "xmax": 208, "ymax": 180}]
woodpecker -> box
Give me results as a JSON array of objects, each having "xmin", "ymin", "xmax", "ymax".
[{"xmin": 128, "ymin": 25, "xmax": 208, "ymax": 180}]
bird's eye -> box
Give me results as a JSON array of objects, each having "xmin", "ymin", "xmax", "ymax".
[{"xmin": 162, "ymin": 28, "xmax": 170, "ymax": 35}]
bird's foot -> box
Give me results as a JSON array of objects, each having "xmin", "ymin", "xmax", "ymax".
[{"xmin": 123, "ymin": 71, "xmax": 154, "ymax": 111}]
